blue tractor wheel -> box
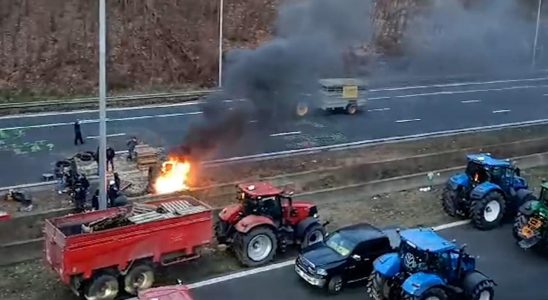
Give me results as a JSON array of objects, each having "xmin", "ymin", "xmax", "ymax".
[
  {"xmin": 366, "ymin": 272, "xmax": 395, "ymax": 300},
  {"xmin": 470, "ymin": 191, "xmax": 506, "ymax": 230},
  {"xmin": 462, "ymin": 272, "xmax": 495, "ymax": 300}
]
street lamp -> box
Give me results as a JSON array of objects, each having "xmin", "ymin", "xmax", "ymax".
[
  {"xmin": 218, "ymin": 0, "xmax": 224, "ymax": 87},
  {"xmin": 533, "ymin": 0, "xmax": 543, "ymax": 69},
  {"xmin": 98, "ymin": 0, "xmax": 108, "ymax": 209}
]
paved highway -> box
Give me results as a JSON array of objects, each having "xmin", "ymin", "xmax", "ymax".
[
  {"xmin": 2, "ymin": 76, "xmax": 548, "ymax": 186},
  {"xmin": 189, "ymin": 224, "xmax": 548, "ymax": 300}
]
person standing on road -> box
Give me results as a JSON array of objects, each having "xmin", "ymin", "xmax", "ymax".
[
  {"xmin": 126, "ymin": 136, "xmax": 138, "ymax": 161},
  {"xmin": 73, "ymin": 120, "xmax": 84, "ymax": 145},
  {"xmin": 106, "ymin": 146, "xmax": 115, "ymax": 172}
]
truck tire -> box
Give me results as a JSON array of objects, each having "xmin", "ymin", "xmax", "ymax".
[
  {"xmin": 301, "ymin": 223, "xmax": 325, "ymax": 249},
  {"xmin": 345, "ymin": 103, "xmax": 358, "ymax": 115},
  {"xmin": 296, "ymin": 102, "xmax": 309, "ymax": 117},
  {"xmin": 470, "ymin": 191, "xmax": 506, "ymax": 230},
  {"xmin": 413, "ymin": 287, "xmax": 448, "ymax": 300},
  {"xmin": 84, "ymin": 274, "xmax": 119, "ymax": 300},
  {"xmin": 123, "ymin": 263, "xmax": 155, "ymax": 295},
  {"xmin": 327, "ymin": 275, "xmax": 344, "ymax": 294},
  {"xmin": 441, "ymin": 187, "xmax": 460, "ymax": 218},
  {"xmin": 234, "ymin": 227, "xmax": 277, "ymax": 267},
  {"xmin": 366, "ymin": 272, "xmax": 393, "ymax": 300}
]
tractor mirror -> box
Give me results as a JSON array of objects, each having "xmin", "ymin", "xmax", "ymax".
[{"xmin": 515, "ymin": 168, "xmax": 521, "ymax": 177}]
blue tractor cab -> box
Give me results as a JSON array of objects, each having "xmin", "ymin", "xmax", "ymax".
[
  {"xmin": 367, "ymin": 228, "xmax": 496, "ymax": 300},
  {"xmin": 441, "ymin": 153, "xmax": 532, "ymax": 230}
]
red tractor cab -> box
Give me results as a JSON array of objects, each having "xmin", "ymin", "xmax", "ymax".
[
  {"xmin": 215, "ymin": 182, "xmax": 327, "ymax": 267},
  {"xmin": 138, "ymin": 284, "xmax": 193, "ymax": 300}
]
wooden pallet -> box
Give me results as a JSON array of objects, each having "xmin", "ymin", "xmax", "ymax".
[{"xmin": 135, "ymin": 144, "xmax": 159, "ymax": 169}]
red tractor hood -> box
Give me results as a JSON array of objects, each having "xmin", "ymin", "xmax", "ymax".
[
  {"xmin": 218, "ymin": 203, "xmax": 243, "ymax": 222},
  {"xmin": 138, "ymin": 285, "xmax": 193, "ymax": 300}
]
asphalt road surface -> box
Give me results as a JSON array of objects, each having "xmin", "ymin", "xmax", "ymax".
[
  {"xmin": 189, "ymin": 224, "xmax": 548, "ymax": 300},
  {"xmin": 2, "ymin": 76, "xmax": 548, "ymax": 186}
]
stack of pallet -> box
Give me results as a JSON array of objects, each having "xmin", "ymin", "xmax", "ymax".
[
  {"xmin": 135, "ymin": 144, "xmax": 159, "ymax": 170},
  {"xmin": 127, "ymin": 200, "xmax": 207, "ymax": 225}
]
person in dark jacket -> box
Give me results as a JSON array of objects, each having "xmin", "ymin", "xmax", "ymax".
[
  {"xmin": 113, "ymin": 172, "xmax": 121, "ymax": 190},
  {"xmin": 73, "ymin": 120, "xmax": 84, "ymax": 145},
  {"xmin": 126, "ymin": 136, "xmax": 138, "ymax": 161},
  {"xmin": 106, "ymin": 147, "xmax": 115, "ymax": 172},
  {"xmin": 91, "ymin": 189, "xmax": 100, "ymax": 210}
]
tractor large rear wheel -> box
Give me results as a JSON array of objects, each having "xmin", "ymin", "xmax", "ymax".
[
  {"xmin": 470, "ymin": 191, "xmax": 506, "ymax": 230},
  {"xmin": 441, "ymin": 186, "xmax": 461, "ymax": 218},
  {"xmin": 234, "ymin": 227, "xmax": 277, "ymax": 267}
]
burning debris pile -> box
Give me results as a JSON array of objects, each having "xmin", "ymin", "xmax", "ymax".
[{"xmin": 152, "ymin": 157, "xmax": 192, "ymax": 195}]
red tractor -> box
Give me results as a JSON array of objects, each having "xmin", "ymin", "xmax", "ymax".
[{"xmin": 215, "ymin": 182, "xmax": 328, "ymax": 267}]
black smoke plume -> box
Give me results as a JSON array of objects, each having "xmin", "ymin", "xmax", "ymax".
[{"xmin": 173, "ymin": 0, "xmax": 374, "ymax": 160}]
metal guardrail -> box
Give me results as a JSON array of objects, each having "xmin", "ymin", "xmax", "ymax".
[
  {"xmin": 0, "ymin": 89, "xmax": 219, "ymax": 110},
  {"xmin": 2, "ymin": 70, "xmax": 548, "ymax": 112}
]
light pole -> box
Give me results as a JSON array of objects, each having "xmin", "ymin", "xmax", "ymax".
[
  {"xmin": 98, "ymin": 0, "xmax": 108, "ymax": 209},
  {"xmin": 533, "ymin": 0, "xmax": 543, "ymax": 69},
  {"xmin": 218, "ymin": 0, "xmax": 224, "ymax": 87}
]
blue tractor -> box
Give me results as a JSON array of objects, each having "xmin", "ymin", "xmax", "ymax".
[
  {"xmin": 367, "ymin": 228, "xmax": 496, "ymax": 300},
  {"xmin": 441, "ymin": 153, "xmax": 533, "ymax": 230}
]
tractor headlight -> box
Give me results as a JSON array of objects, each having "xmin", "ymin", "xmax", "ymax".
[
  {"xmin": 313, "ymin": 213, "xmax": 318, "ymax": 218},
  {"xmin": 315, "ymin": 268, "xmax": 327, "ymax": 276}
]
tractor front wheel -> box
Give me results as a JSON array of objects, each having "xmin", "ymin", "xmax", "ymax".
[
  {"xmin": 234, "ymin": 227, "xmax": 277, "ymax": 267},
  {"xmin": 469, "ymin": 280, "xmax": 495, "ymax": 300},
  {"xmin": 413, "ymin": 287, "xmax": 448, "ymax": 300},
  {"xmin": 366, "ymin": 272, "xmax": 394, "ymax": 300},
  {"xmin": 470, "ymin": 191, "xmax": 506, "ymax": 230}
]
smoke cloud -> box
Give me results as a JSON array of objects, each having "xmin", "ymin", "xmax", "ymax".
[
  {"xmin": 174, "ymin": 0, "xmax": 374, "ymax": 160},
  {"xmin": 382, "ymin": 0, "xmax": 536, "ymax": 76}
]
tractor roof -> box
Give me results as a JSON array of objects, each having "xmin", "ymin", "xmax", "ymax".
[
  {"xmin": 466, "ymin": 153, "xmax": 511, "ymax": 167},
  {"xmin": 400, "ymin": 228, "xmax": 457, "ymax": 253},
  {"xmin": 237, "ymin": 182, "xmax": 283, "ymax": 197}
]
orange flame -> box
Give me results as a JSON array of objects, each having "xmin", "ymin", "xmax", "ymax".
[{"xmin": 154, "ymin": 158, "xmax": 191, "ymax": 194}]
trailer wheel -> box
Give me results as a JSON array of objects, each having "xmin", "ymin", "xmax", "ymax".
[
  {"xmin": 124, "ymin": 263, "xmax": 155, "ymax": 295},
  {"xmin": 345, "ymin": 103, "xmax": 357, "ymax": 115},
  {"xmin": 84, "ymin": 273, "xmax": 119, "ymax": 300}
]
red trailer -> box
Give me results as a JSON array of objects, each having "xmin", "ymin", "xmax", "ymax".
[{"xmin": 44, "ymin": 195, "xmax": 213, "ymax": 300}]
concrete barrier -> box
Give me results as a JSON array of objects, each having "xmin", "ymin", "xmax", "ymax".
[{"xmin": 2, "ymin": 151, "xmax": 548, "ymax": 266}]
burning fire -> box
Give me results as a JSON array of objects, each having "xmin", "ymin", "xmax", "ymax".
[{"xmin": 154, "ymin": 158, "xmax": 191, "ymax": 194}]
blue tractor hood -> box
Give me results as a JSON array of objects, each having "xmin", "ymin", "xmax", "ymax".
[
  {"xmin": 373, "ymin": 253, "xmax": 401, "ymax": 277},
  {"xmin": 448, "ymin": 172, "xmax": 469, "ymax": 189}
]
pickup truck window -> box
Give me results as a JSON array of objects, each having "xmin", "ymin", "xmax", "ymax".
[{"xmin": 325, "ymin": 232, "xmax": 358, "ymax": 257}]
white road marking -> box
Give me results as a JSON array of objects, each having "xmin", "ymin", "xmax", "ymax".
[
  {"xmin": 124, "ymin": 220, "xmax": 471, "ymax": 295},
  {"xmin": 460, "ymin": 99, "xmax": 481, "ymax": 103},
  {"xmin": 368, "ymin": 107, "xmax": 391, "ymax": 112},
  {"xmin": 390, "ymin": 84, "xmax": 548, "ymax": 99},
  {"xmin": 86, "ymin": 133, "xmax": 126, "ymax": 139},
  {"xmin": 248, "ymin": 120, "xmax": 258, "ymax": 123},
  {"xmin": 269, "ymin": 131, "xmax": 302, "ymax": 137},
  {"xmin": 369, "ymin": 76, "xmax": 548, "ymax": 92},
  {"xmin": 3, "ymin": 77, "xmax": 548, "ymax": 120},
  {"xmin": 395, "ymin": 118, "xmax": 421, "ymax": 123},
  {"xmin": 492, "ymin": 109, "xmax": 511, "ymax": 114},
  {"xmin": 0, "ymin": 111, "xmax": 203, "ymax": 131}
]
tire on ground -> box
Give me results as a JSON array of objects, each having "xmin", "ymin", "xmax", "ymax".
[
  {"xmin": 512, "ymin": 211, "xmax": 529, "ymax": 241},
  {"xmin": 346, "ymin": 103, "xmax": 358, "ymax": 115},
  {"xmin": 123, "ymin": 263, "xmax": 155, "ymax": 295},
  {"xmin": 468, "ymin": 280, "xmax": 495, "ymax": 300},
  {"xmin": 470, "ymin": 191, "xmax": 506, "ymax": 230},
  {"xmin": 234, "ymin": 226, "xmax": 277, "ymax": 267},
  {"xmin": 301, "ymin": 223, "xmax": 325, "ymax": 249},
  {"xmin": 441, "ymin": 186, "xmax": 460, "ymax": 218},
  {"xmin": 415, "ymin": 287, "xmax": 448, "ymax": 300},
  {"xmin": 366, "ymin": 272, "xmax": 392, "ymax": 300},
  {"xmin": 327, "ymin": 275, "xmax": 344, "ymax": 295},
  {"xmin": 84, "ymin": 273, "xmax": 119, "ymax": 300}
]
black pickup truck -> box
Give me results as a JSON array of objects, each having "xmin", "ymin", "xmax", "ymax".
[{"xmin": 294, "ymin": 222, "xmax": 400, "ymax": 294}]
